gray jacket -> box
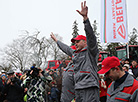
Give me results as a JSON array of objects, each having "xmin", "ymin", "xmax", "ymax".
[
  {"xmin": 107, "ymin": 74, "xmax": 138, "ymax": 102},
  {"xmin": 61, "ymin": 62, "xmax": 75, "ymax": 102},
  {"xmin": 57, "ymin": 19, "xmax": 99, "ymax": 89}
]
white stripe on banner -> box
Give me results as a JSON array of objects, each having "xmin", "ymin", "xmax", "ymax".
[{"xmin": 100, "ymin": 0, "xmax": 128, "ymax": 43}]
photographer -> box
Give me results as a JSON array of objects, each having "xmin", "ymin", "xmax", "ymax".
[
  {"xmin": 2, "ymin": 69, "xmax": 24, "ymax": 102},
  {"xmin": 22, "ymin": 66, "xmax": 52, "ymax": 102}
]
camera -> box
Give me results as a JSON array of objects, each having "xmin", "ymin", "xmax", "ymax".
[
  {"xmin": 29, "ymin": 66, "xmax": 41, "ymax": 78},
  {"xmin": 31, "ymin": 67, "xmax": 40, "ymax": 77},
  {"xmin": 10, "ymin": 77, "xmax": 18, "ymax": 83},
  {"xmin": 26, "ymin": 65, "xmax": 44, "ymax": 78}
]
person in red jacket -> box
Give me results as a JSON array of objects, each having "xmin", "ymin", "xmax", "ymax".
[{"xmin": 99, "ymin": 74, "xmax": 107, "ymax": 102}]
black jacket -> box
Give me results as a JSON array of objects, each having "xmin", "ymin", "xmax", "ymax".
[{"xmin": 2, "ymin": 77, "xmax": 24, "ymax": 102}]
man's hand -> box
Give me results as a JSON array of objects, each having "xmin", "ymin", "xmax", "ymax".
[
  {"xmin": 24, "ymin": 88, "xmax": 28, "ymax": 93},
  {"xmin": 7, "ymin": 79, "xmax": 11, "ymax": 85},
  {"xmin": 38, "ymin": 67, "xmax": 43, "ymax": 77},
  {"xmin": 50, "ymin": 32, "xmax": 57, "ymax": 42},
  {"xmin": 76, "ymin": 1, "xmax": 88, "ymax": 20}
]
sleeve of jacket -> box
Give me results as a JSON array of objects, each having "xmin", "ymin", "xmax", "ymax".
[
  {"xmin": 130, "ymin": 88, "xmax": 138, "ymax": 102},
  {"xmin": 41, "ymin": 73, "xmax": 53, "ymax": 83},
  {"xmin": 84, "ymin": 19, "xmax": 99, "ymax": 57},
  {"xmin": 57, "ymin": 41, "xmax": 74, "ymax": 57},
  {"xmin": 14, "ymin": 82, "xmax": 24, "ymax": 92},
  {"xmin": 2, "ymin": 82, "xmax": 10, "ymax": 95},
  {"xmin": 21, "ymin": 76, "xmax": 31, "ymax": 88},
  {"xmin": 0, "ymin": 79, "xmax": 4, "ymax": 92}
]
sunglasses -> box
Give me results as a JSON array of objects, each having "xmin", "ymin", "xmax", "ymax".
[{"xmin": 75, "ymin": 40, "xmax": 81, "ymax": 43}]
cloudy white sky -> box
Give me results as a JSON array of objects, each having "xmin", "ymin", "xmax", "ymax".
[{"xmin": 0, "ymin": 0, "xmax": 138, "ymax": 49}]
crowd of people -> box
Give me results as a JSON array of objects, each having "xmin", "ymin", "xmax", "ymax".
[
  {"xmin": 0, "ymin": 1, "xmax": 138, "ymax": 102},
  {"xmin": 0, "ymin": 63, "xmax": 68, "ymax": 102},
  {"xmin": 0, "ymin": 57, "xmax": 138, "ymax": 102}
]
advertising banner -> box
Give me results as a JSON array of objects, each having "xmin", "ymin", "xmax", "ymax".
[{"xmin": 101, "ymin": 0, "xmax": 128, "ymax": 43}]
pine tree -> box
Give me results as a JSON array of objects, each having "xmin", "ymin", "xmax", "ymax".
[
  {"xmin": 71, "ymin": 20, "xmax": 79, "ymax": 45},
  {"xmin": 129, "ymin": 28, "xmax": 138, "ymax": 45}
]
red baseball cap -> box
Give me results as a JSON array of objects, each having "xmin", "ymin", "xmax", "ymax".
[
  {"xmin": 71, "ymin": 35, "xmax": 86, "ymax": 43},
  {"xmin": 70, "ymin": 46, "xmax": 76, "ymax": 50},
  {"xmin": 98, "ymin": 56, "xmax": 120, "ymax": 74}
]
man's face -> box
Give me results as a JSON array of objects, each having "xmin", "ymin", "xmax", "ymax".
[
  {"xmin": 121, "ymin": 60, "xmax": 125, "ymax": 64},
  {"xmin": 131, "ymin": 61, "xmax": 137, "ymax": 67},
  {"xmin": 8, "ymin": 74, "xmax": 15, "ymax": 79},
  {"xmin": 122, "ymin": 66, "xmax": 128, "ymax": 71},
  {"xmin": 125, "ymin": 60, "xmax": 129, "ymax": 64},
  {"xmin": 49, "ymin": 71, "xmax": 53, "ymax": 75},
  {"xmin": 75, "ymin": 40, "xmax": 87, "ymax": 51},
  {"xmin": 2, "ymin": 76, "xmax": 6, "ymax": 80},
  {"xmin": 105, "ymin": 68, "xmax": 119, "ymax": 81}
]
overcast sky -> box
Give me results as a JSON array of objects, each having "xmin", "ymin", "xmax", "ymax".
[{"xmin": 0, "ymin": 0, "xmax": 138, "ymax": 49}]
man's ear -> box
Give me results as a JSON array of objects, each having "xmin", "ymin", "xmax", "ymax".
[
  {"xmin": 84, "ymin": 40, "xmax": 87, "ymax": 45},
  {"xmin": 115, "ymin": 66, "xmax": 120, "ymax": 71}
]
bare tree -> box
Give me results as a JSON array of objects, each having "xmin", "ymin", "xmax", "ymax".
[
  {"xmin": 0, "ymin": 62, "xmax": 12, "ymax": 72},
  {"xmin": 0, "ymin": 30, "xmax": 69, "ymax": 71},
  {"xmin": 23, "ymin": 31, "xmax": 51, "ymax": 68},
  {"xmin": 0, "ymin": 30, "xmax": 50, "ymax": 71},
  {"xmin": 2, "ymin": 39, "xmax": 29, "ymax": 71},
  {"xmin": 129, "ymin": 28, "xmax": 138, "ymax": 45}
]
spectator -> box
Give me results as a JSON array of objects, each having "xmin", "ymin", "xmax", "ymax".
[
  {"xmin": 122, "ymin": 65, "xmax": 128, "ymax": 72},
  {"xmin": 15, "ymin": 69, "xmax": 22, "ymax": 79},
  {"xmin": 1, "ymin": 74, "xmax": 7, "ymax": 85},
  {"xmin": 98, "ymin": 56, "xmax": 138, "ymax": 102},
  {"xmin": 20, "ymin": 69, "xmax": 29, "ymax": 82},
  {"xmin": 2, "ymin": 69, "xmax": 24, "ymax": 102},
  {"xmin": 22, "ymin": 67, "xmax": 52, "ymax": 102},
  {"xmin": 120, "ymin": 58, "xmax": 125, "ymax": 66},
  {"xmin": 130, "ymin": 60, "xmax": 138, "ymax": 79},
  {"xmin": 45, "ymin": 81, "xmax": 52, "ymax": 102},
  {"xmin": 49, "ymin": 70, "xmax": 57, "ymax": 80},
  {"xmin": 59, "ymin": 61, "xmax": 67, "ymax": 70},
  {"xmin": 48, "ymin": 69, "xmax": 58, "ymax": 85},
  {"xmin": 122, "ymin": 64, "xmax": 133, "ymax": 76},
  {"xmin": 99, "ymin": 74, "xmax": 107, "ymax": 102},
  {"xmin": 124, "ymin": 58, "xmax": 130, "ymax": 65},
  {"xmin": 58, "ymin": 61, "xmax": 66, "ymax": 77},
  {"xmin": 55, "ymin": 72, "xmax": 62, "ymax": 102},
  {"xmin": 60, "ymin": 46, "xmax": 76, "ymax": 102},
  {"xmin": 50, "ymin": 84, "xmax": 60, "ymax": 102},
  {"xmin": 0, "ymin": 74, "xmax": 7, "ymax": 101},
  {"xmin": 50, "ymin": 1, "xmax": 99, "ymax": 101}
]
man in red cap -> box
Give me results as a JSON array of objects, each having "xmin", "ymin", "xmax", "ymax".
[
  {"xmin": 50, "ymin": 1, "xmax": 99, "ymax": 102},
  {"xmin": 98, "ymin": 56, "xmax": 138, "ymax": 102}
]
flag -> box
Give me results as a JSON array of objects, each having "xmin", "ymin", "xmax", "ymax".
[{"xmin": 101, "ymin": 0, "xmax": 128, "ymax": 43}]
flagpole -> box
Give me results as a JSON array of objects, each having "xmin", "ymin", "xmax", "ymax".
[{"xmin": 126, "ymin": 43, "xmax": 129, "ymax": 59}]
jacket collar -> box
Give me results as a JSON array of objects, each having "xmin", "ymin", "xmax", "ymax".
[
  {"xmin": 74, "ymin": 46, "xmax": 87, "ymax": 53},
  {"xmin": 130, "ymin": 65, "xmax": 138, "ymax": 69},
  {"xmin": 108, "ymin": 74, "xmax": 134, "ymax": 96}
]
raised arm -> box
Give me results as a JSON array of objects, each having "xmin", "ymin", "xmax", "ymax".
[
  {"xmin": 50, "ymin": 32, "xmax": 58, "ymax": 42},
  {"xmin": 76, "ymin": 1, "xmax": 88, "ymax": 21},
  {"xmin": 50, "ymin": 32, "xmax": 74, "ymax": 57},
  {"xmin": 77, "ymin": 1, "xmax": 99, "ymax": 57}
]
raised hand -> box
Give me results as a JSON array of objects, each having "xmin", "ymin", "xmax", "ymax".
[
  {"xmin": 50, "ymin": 32, "xmax": 57, "ymax": 42},
  {"xmin": 76, "ymin": 1, "xmax": 88, "ymax": 20}
]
